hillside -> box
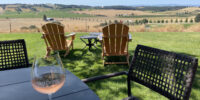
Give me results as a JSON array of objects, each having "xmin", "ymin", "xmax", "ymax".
[
  {"xmin": 73, "ymin": 9, "xmax": 163, "ymax": 17},
  {"xmin": 0, "ymin": 4, "xmax": 199, "ymax": 18},
  {"xmin": 0, "ymin": 4, "xmax": 191, "ymax": 13},
  {"xmin": 0, "ymin": 4, "xmax": 53, "ymax": 12}
]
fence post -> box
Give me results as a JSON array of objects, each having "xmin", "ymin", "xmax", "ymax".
[
  {"xmin": 9, "ymin": 21, "xmax": 11, "ymax": 33},
  {"xmin": 85, "ymin": 21, "xmax": 87, "ymax": 32}
]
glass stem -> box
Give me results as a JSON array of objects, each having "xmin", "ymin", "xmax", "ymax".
[{"xmin": 48, "ymin": 94, "xmax": 52, "ymax": 100}]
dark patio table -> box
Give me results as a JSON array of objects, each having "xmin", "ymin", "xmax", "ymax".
[
  {"xmin": 0, "ymin": 68, "xmax": 100, "ymax": 100},
  {"xmin": 80, "ymin": 35, "xmax": 98, "ymax": 51},
  {"xmin": 94, "ymin": 32, "xmax": 132, "ymax": 42}
]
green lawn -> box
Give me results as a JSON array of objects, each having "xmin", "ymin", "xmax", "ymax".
[{"xmin": 0, "ymin": 32, "xmax": 200, "ymax": 100}]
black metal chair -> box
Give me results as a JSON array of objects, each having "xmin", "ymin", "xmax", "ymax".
[
  {"xmin": 82, "ymin": 45, "xmax": 198, "ymax": 100},
  {"xmin": 0, "ymin": 39, "xmax": 30, "ymax": 71}
]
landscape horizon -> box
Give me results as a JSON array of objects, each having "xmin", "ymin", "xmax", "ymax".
[
  {"xmin": 0, "ymin": 1, "xmax": 200, "ymax": 100},
  {"xmin": 1, "ymin": 3, "xmax": 200, "ymax": 7},
  {"xmin": 1, "ymin": 3, "xmax": 200, "ymax": 33}
]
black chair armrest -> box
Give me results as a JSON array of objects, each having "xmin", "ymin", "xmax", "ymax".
[{"xmin": 82, "ymin": 71, "xmax": 128, "ymax": 83}]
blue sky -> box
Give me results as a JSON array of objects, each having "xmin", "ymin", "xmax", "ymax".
[{"xmin": 0, "ymin": 0, "xmax": 199, "ymax": 6}]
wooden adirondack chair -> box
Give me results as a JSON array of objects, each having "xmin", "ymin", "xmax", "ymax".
[
  {"xmin": 42, "ymin": 23, "xmax": 75, "ymax": 57},
  {"xmin": 102, "ymin": 23, "xmax": 129, "ymax": 65}
]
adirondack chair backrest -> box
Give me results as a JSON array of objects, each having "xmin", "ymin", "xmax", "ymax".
[
  {"xmin": 42, "ymin": 23, "xmax": 67, "ymax": 50},
  {"xmin": 129, "ymin": 45, "xmax": 198, "ymax": 100},
  {"xmin": 102, "ymin": 24, "xmax": 129, "ymax": 55}
]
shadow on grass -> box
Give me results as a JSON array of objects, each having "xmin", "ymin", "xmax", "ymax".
[
  {"xmin": 60, "ymin": 46, "xmax": 199, "ymax": 100},
  {"xmin": 48, "ymin": 47, "xmax": 200, "ymax": 100},
  {"xmin": 58, "ymin": 46, "xmax": 137, "ymax": 99},
  {"xmin": 191, "ymin": 65, "xmax": 200, "ymax": 100}
]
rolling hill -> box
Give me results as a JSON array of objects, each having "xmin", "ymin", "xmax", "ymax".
[{"xmin": 0, "ymin": 4, "xmax": 199, "ymax": 18}]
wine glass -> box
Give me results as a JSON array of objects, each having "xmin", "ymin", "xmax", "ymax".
[{"xmin": 31, "ymin": 53, "xmax": 66, "ymax": 100}]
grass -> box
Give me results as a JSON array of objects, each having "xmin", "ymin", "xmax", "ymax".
[{"xmin": 0, "ymin": 32, "xmax": 200, "ymax": 100}]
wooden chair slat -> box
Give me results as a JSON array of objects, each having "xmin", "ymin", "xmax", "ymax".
[
  {"xmin": 120, "ymin": 25, "xmax": 129, "ymax": 54},
  {"xmin": 56, "ymin": 24, "xmax": 66, "ymax": 50},
  {"xmin": 109, "ymin": 24, "xmax": 116, "ymax": 54},
  {"xmin": 51, "ymin": 24, "xmax": 60, "ymax": 50},
  {"xmin": 44, "ymin": 34, "xmax": 54, "ymax": 49},
  {"xmin": 46, "ymin": 24, "xmax": 58, "ymax": 50},
  {"xmin": 60, "ymin": 34, "xmax": 66, "ymax": 50},
  {"xmin": 103, "ymin": 26, "xmax": 110, "ymax": 54},
  {"xmin": 116, "ymin": 24, "xmax": 123, "ymax": 54}
]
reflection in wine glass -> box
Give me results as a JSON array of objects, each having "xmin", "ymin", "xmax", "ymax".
[{"xmin": 31, "ymin": 53, "xmax": 65, "ymax": 100}]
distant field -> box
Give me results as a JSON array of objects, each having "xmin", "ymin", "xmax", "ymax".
[
  {"xmin": 0, "ymin": 18, "xmax": 199, "ymax": 33},
  {"xmin": 0, "ymin": 6, "xmax": 199, "ymax": 33},
  {"xmin": 73, "ymin": 7, "xmax": 199, "ymax": 18},
  {"xmin": 0, "ymin": 9, "xmax": 92, "ymax": 18},
  {"xmin": 1, "ymin": 6, "xmax": 199, "ymax": 18},
  {"xmin": 161, "ymin": 7, "xmax": 200, "ymax": 15},
  {"xmin": 73, "ymin": 9, "xmax": 163, "ymax": 17}
]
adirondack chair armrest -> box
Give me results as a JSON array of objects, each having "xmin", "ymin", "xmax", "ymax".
[{"xmin": 65, "ymin": 32, "xmax": 76, "ymax": 40}]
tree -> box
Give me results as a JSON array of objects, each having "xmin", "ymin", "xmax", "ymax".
[
  {"xmin": 114, "ymin": 20, "xmax": 118, "ymax": 24},
  {"xmin": 161, "ymin": 19, "xmax": 164, "ymax": 23},
  {"xmin": 15, "ymin": 8, "xmax": 22, "ymax": 14},
  {"xmin": 43, "ymin": 14, "xmax": 47, "ymax": 21},
  {"xmin": 1, "ymin": 5, "xmax": 6, "ymax": 10},
  {"xmin": 149, "ymin": 20, "xmax": 152, "ymax": 23},
  {"xmin": 165, "ymin": 20, "xmax": 168, "ymax": 23},
  {"xmin": 175, "ymin": 19, "xmax": 178, "ymax": 23},
  {"xmin": 185, "ymin": 18, "xmax": 188, "ymax": 23},
  {"xmin": 171, "ymin": 19, "xmax": 173, "ymax": 23},
  {"xmin": 142, "ymin": 19, "xmax": 148, "ymax": 24},
  {"xmin": 195, "ymin": 13, "xmax": 200, "ymax": 22},
  {"xmin": 79, "ymin": 8, "xmax": 83, "ymax": 11},
  {"xmin": 157, "ymin": 20, "xmax": 160, "ymax": 23},
  {"xmin": 139, "ymin": 20, "xmax": 142, "ymax": 24},
  {"xmin": 190, "ymin": 19, "xmax": 193, "ymax": 23},
  {"xmin": 135, "ymin": 20, "xmax": 139, "ymax": 25},
  {"xmin": 180, "ymin": 19, "xmax": 183, "ymax": 23}
]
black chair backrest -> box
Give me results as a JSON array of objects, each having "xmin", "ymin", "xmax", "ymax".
[
  {"xmin": 0, "ymin": 39, "xmax": 29, "ymax": 70},
  {"xmin": 129, "ymin": 45, "xmax": 198, "ymax": 100}
]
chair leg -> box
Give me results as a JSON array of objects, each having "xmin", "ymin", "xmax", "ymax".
[
  {"xmin": 45, "ymin": 47, "xmax": 51, "ymax": 58},
  {"xmin": 64, "ymin": 49, "xmax": 69, "ymax": 57},
  {"xmin": 126, "ymin": 54, "xmax": 130, "ymax": 66},
  {"xmin": 103, "ymin": 56, "xmax": 105, "ymax": 65},
  {"xmin": 101, "ymin": 53, "xmax": 105, "ymax": 65},
  {"xmin": 72, "ymin": 42, "xmax": 74, "ymax": 50},
  {"xmin": 101, "ymin": 54, "xmax": 104, "ymax": 60},
  {"xmin": 127, "ymin": 75, "xmax": 132, "ymax": 97}
]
